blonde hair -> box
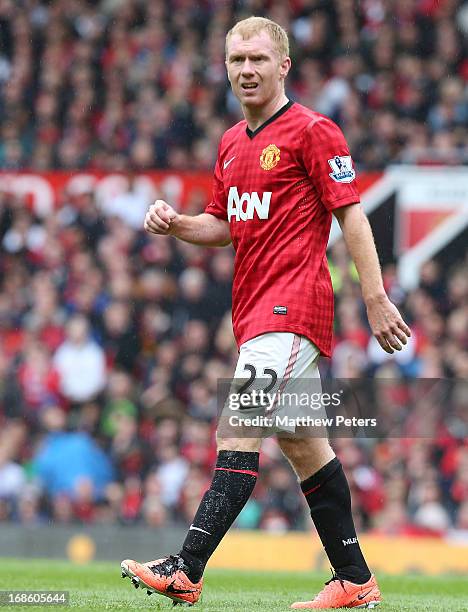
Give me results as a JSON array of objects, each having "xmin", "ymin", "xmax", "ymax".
[{"xmin": 225, "ymin": 16, "xmax": 289, "ymax": 59}]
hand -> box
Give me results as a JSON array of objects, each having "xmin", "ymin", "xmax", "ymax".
[
  {"xmin": 144, "ymin": 199, "xmax": 178, "ymax": 235},
  {"xmin": 365, "ymin": 294, "xmax": 411, "ymax": 354}
]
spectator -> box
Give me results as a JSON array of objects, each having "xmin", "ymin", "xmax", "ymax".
[
  {"xmin": 102, "ymin": 173, "xmax": 154, "ymax": 230},
  {"xmin": 0, "ymin": 421, "xmax": 27, "ymax": 500},
  {"xmin": 53, "ymin": 314, "xmax": 107, "ymax": 404},
  {"xmin": 32, "ymin": 405, "xmax": 115, "ymax": 501},
  {"xmin": 17, "ymin": 341, "xmax": 60, "ymax": 412},
  {"xmin": 99, "ymin": 301, "xmax": 141, "ymax": 374},
  {"xmin": 155, "ymin": 444, "xmax": 189, "ymax": 509}
]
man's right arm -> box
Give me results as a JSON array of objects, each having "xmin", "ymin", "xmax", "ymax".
[
  {"xmin": 170, "ymin": 212, "xmax": 231, "ymax": 247},
  {"xmin": 144, "ymin": 200, "xmax": 231, "ymax": 247}
]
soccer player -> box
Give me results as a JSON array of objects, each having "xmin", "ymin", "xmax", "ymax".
[{"xmin": 121, "ymin": 16, "xmax": 410, "ymax": 609}]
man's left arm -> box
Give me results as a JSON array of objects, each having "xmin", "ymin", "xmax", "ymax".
[{"xmin": 333, "ymin": 203, "xmax": 411, "ymax": 354}]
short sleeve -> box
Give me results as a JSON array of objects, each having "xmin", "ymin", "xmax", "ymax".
[
  {"xmin": 301, "ymin": 117, "xmax": 360, "ymax": 211},
  {"xmin": 204, "ymin": 157, "xmax": 227, "ymax": 220}
]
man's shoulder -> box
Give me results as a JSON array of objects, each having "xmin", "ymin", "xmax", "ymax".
[
  {"xmin": 289, "ymin": 102, "xmax": 337, "ymax": 131},
  {"xmin": 221, "ymin": 119, "xmax": 247, "ymax": 145}
]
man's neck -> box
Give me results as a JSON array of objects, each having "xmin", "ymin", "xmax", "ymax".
[{"xmin": 243, "ymin": 93, "xmax": 289, "ymax": 132}]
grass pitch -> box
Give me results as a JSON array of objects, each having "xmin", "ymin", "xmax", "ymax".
[{"xmin": 0, "ymin": 559, "xmax": 467, "ymax": 611}]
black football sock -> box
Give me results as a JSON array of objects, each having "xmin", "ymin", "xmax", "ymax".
[
  {"xmin": 180, "ymin": 450, "xmax": 259, "ymax": 582},
  {"xmin": 301, "ymin": 457, "xmax": 371, "ymax": 584}
]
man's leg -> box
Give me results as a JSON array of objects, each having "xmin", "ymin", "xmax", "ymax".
[
  {"xmin": 121, "ymin": 332, "xmax": 315, "ymax": 604},
  {"xmin": 179, "ymin": 436, "xmax": 261, "ymax": 581},
  {"xmin": 278, "ymin": 436, "xmax": 370, "ymax": 582},
  {"xmin": 176, "ymin": 331, "xmax": 304, "ymax": 581},
  {"xmin": 278, "ymin": 436, "xmax": 380, "ymax": 609},
  {"xmin": 121, "ymin": 436, "xmax": 261, "ymax": 605}
]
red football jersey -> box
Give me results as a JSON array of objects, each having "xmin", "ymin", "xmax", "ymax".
[{"xmin": 205, "ymin": 101, "xmax": 360, "ymax": 357}]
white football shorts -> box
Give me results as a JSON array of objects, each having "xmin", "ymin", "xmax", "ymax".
[
  {"xmin": 219, "ymin": 332, "xmax": 326, "ymax": 436},
  {"xmin": 234, "ymin": 331, "xmax": 320, "ymax": 381}
]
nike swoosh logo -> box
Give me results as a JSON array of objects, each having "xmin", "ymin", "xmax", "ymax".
[
  {"xmin": 223, "ymin": 156, "xmax": 236, "ymax": 170},
  {"xmin": 357, "ymin": 589, "xmax": 374, "ymax": 600},
  {"xmin": 189, "ymin": 525, "xmax": 211, "ymax": 535},
  {"xmin": 166, "ymin": 582, "xmax": 197, "ymax": 595}
]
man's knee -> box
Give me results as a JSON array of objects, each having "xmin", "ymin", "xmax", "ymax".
[
  {"xmin": 277, "ymin": 435, "xmax": 321, "ymax": 453},
  {"xmin": 216, "ymin": 436, "xmax": 262, "ymax": 453},
  {"xmin": 277, "ymin": 436, "xmax": 335, "ymax": 480}
]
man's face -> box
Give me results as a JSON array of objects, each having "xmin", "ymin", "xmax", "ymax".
[{"xmin": 226, "ymin": 30, "xmax": 290, "ymax": 109}]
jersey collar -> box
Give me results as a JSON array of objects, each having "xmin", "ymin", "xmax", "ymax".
[{"xmin": 245, "ymin": 100, "xmax": 294, "ymax": 140}]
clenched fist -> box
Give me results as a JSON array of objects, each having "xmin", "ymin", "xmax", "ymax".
[{"xmin": 144, "ymin": 200, "xmax": 179, "ymax": 235}]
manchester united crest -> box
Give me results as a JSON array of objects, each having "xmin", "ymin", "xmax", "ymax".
[{"xmin": 260, "ymin": 144, "xmax": 280, "ymax": 170}]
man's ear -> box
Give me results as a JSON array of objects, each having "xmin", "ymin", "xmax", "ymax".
[{"xmin": 279, "ymin": 56, "xmax": 291, "ymax": 80}]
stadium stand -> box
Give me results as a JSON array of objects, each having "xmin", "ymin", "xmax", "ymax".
[
  {"xmin": 0, "ymin": 0, "xmax": 467, "ymax": 171},
  {"xmin": 0, "ymin": 187, "xmax": 467, "ymax": 532}
]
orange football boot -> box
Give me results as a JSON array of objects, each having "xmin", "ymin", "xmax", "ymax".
[
  {"xmin": 291, "ymin": 573, "xmax": 381, "ymax": 609},
  {"xmin": 121, "ymin": 554, "xmax": 202, "ymax": 606}
]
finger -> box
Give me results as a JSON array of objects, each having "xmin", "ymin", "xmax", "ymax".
[
  {"xmin": 383, "ymin": 331, "xmax": 402, "ymax": 351},
  {"xmin": 397, "ymin": 319, "xmax": 411, "ymax": 337},
  {"xmin": 144, "ymin": 219, "xmax": 166, "ymax": 234},
  {"xmin": 376, "ymin": 334, "xmax": 394, "ymax": 354},
  {"xmin": 147, "ymin": 203, "xmax": 165, "ymax": 218},
  {"xmin": 156, "ymin": 211, "xmax": 173, "ymax": 224},
  {"xmin": 152, "ymin": 200, "xmax": 173, "ymax": 217},
  {"xmin": 144, "ymin": 221, "xmax": 158, "ymax": 234},
  {"xmin": 391, "ymin": 326, "xmax": 408, "ymax": 345},
  {"xmin": 149, "ymin": 213, "xmax": 169, "ymax": 230}
]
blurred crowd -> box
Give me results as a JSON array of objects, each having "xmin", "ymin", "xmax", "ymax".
[
  {"xmin": 0, "ymin": 0, "xmax": 467, "ymax": 538},
  {"xmin": 0, "ymin": 0, "xmax": 468, "ymax": 171},
  {"xmin": 0, "ymin": 182, "xmax": 467, "ymax": 534}
]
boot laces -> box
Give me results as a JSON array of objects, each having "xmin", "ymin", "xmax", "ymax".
[
  {"xmin": 149, "ymin": 555, "xmax": 185, "ymax": 577},
  {"xmin": 314, "ymin": 570, "xmax": 347, "ymax": 602}
]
